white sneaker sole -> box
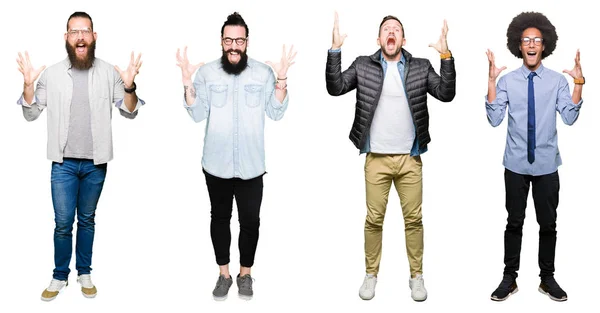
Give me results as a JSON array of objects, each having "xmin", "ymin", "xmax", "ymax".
[
  {"xmin": 213, "ymin": 294, "xmax": 228, "ymax": 301},
  {"xmin": 538, "ymin": 287, "xmax": 567, "ymax": 302},
  {"xmin": 491, "ymin": 287, "xmax": 519, "ymax": 301},
  {"xmin": 238, "ymin": 293, "xmax": 252, "ymax": 301}
]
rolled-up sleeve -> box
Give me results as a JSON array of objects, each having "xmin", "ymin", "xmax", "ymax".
[
  {"xmin": 17, "ymin": 71, "xmax": 47, "ymax": 121},
  {"xmin": 485, "ymin": 76, "xmax": 509, "ymax": 127},
  {"xmin": 556, "ymin": 76, "xmax": 582, "ymax": 126},
  {"xmin": 265, "ymin": 71, "xmax": 288, "ymax": 121},
  {"xmin": 184, "ymin": 69, "xmax": 210, "ymax": 123}
]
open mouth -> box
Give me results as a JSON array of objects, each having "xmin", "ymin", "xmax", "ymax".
[
  {"xmin": 386, "ymin": 37, "xmax": 396, "ymax": 49},
  {"xmin": 76, "ymin": 43, "xmax": 87, "ymax": 53},
  {"xmin": 526, "ymin": 51, "xmax": 536, "ymax": 58}
]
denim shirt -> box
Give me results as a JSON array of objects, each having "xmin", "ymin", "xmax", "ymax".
[
  {"xmin": 486, "ymin": 64, "xmax": 582, "ymax": 175},
  {"xmin": 184, "ymin": 58, "xmax": 289, "ymax": 179}
]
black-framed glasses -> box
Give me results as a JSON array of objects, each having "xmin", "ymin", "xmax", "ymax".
[
  {"xmin": 521, "ymin": 37, "xmax": 543, "ymax": 46},
  {"xmin": 222, "ymin": 37, "xmax": 247, "ymax": 45}
]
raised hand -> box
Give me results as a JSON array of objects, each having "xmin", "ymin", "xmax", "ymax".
[
  {"xmin": 176, "ymin": 46, "xmax": 204, "ymax": 83},
  {"xmin": 428, "ymin": 19, "xmax": 449, "ymax": 53},
  {"xmin": 332, "ymin": 11, "xmax": 347, "ymax": 50},
  {"xmin": 17, "ymin": 51, "xmax": 46, "ymax": 86},
  {"xmin": 563, "ymin": 49, "xmax": 583, "ymax": 79},
  {"xmin": 266, "ymin": 44, "xmax": 297, "ymax": 79},
  {"xmin": 486, "ymin": 49, "xmax": 506, "ymax": 82},
  {"xmin": 115, "ymin": 51, "xmax": 143, "ymax": 89}
]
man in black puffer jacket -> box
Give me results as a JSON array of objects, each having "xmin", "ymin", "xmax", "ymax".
[{"xmin": 325, "ymin": 13, "xmax": 456, "ymax": 302}]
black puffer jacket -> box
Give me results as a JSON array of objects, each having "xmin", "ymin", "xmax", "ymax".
[{"xmin": 326, "ymin": 49, "xmax": 456, "ymax": 153}]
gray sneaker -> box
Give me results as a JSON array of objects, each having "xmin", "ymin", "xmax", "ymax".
[
  {"xmin": 212, "ymin": 275, "xmax": 233, "ymax": 301},
  {"xmin": 236, "ymin": 274, "xmax": 254, "ymax": 300}
]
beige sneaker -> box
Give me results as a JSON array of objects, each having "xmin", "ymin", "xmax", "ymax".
[
  {"xmin": 77, "ymin": 274, "xmax": 97, "ymax": 298},
  {"xmin": 41, "ymin": 279, "xmax": 68, "ymax": 301}
]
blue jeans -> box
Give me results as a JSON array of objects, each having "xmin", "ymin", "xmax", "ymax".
[{"xmin": 51, "ymin": 159, "xmax": 107, "ymax": 280}]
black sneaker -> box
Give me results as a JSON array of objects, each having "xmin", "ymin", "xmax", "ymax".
[
  {"xmin": 237, "ymin": 274, "xmax": 254, "ymax": 300},
  {"xmin": 539, "ymin": 276, "xmax": 567, "ymax": 301},
  {"xmin": 491, "ymin": 274, "xmax": 518, "ymax": 301}
]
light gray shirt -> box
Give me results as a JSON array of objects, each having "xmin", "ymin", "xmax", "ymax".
[
  {"xmin": 64, "ymin": 68, "xmax": 93, "ymax": 159},
  {"xmin": 17, "ymin": 58, "xmax": 145, "ymax": 164}
]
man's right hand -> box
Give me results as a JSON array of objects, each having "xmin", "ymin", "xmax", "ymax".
[
  {"xmin": 176, "ymin": 46, "xmax": 204, "ymax": 85},
  {"xmin": 486, "ymin": 49, "xmax": 506, "ymax": 82},
  {"xmin": 17, "ymin": 51, "xmax": 45, "ymax": 87},
  {"xmin": 331, "ymin": 11, "xmax": 347, "ymax": 50}
]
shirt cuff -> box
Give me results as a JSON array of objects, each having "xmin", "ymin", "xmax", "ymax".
[
  {"xmin": 183, "ymin": 96, "xmax": 200, "ymax": 109},
  {"xmin": 17, "ymin": 94, "xmax": 36, "ymax": 107},
  {"xmin": 329, "ymin": 48, "xmax": 341, "ymax": 53},
  {"xmin": 116, "ymin": 98, "xmax": 145, "ymax": 113}
]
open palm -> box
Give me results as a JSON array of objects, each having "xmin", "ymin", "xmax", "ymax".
[
  {"xmin": 17, "ymin": 51, "xmax": 45, "ymax": 86},
  {"xmin": 176, "ymin": 46, "xmax": 204, "ymax": 81}
]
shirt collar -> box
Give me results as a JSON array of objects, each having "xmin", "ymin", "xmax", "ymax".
[
  {"xmin": 380, "ymin": 51, "xmax": 405, "ymax": 65},
  {"xmin": 520, "ymin": 63, "xmax": 545, "ymax": 79}
]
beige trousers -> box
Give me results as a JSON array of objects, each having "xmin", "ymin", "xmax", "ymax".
[{"xmin": 364, "ymin": 153, "xmax": 423, "ymax": 276}]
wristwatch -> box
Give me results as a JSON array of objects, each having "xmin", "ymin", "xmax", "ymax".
[{"xmin": 124, "ymin": 82, "xmax": 137, "ymax": 93}]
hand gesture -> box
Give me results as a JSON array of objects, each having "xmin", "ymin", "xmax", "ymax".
[
  {"xmin": 486, "ymin": 49, "xmax": 506, "ymax": 82},
  {"xmin": 17, "ymin": 51, "xmax": 46, "ymax": 86},
  {"xmin": 563, "ymin": 49, "xmax": 583, "ymax": 79},
  {"xmin": 428, "ymin": 20, "xmax": 449, "ymax": 53},
  {"xmin": 176, "ymin": 46, "xmax": 204, "ymax": 83},
  {"xmin": 266, "ymin": 44, "xmax": 297, "ymax": 79},
  {"xmin": 332, "ymin": 11, "xmax": 347, "ymax": 50},
  {"xmin": 115, "ymin": 51, "xmax": 143, "ymax": 88}
]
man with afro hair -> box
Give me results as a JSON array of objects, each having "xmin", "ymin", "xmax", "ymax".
[{"xmin": 485, "ymin": 11, "xmax": 584, "ymax": 302}]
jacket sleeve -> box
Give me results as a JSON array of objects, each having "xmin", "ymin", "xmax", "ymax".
[
  {"xmin": 426, "ymin": 58, "xmax": 456, "ymax": 102},
  {"xmin": 325, "ymin": 50, "xmax": 358, "ymax": 96}
]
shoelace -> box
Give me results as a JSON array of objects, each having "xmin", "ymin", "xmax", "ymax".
[
  {"xmin": 78, "ymin": 276, "xmax": 93, "ymax": 288},
  {"xmin": 412, "ymin": 277, "xmax": 424, "ymax": 292},
  {"xmin": 48, "ymin": 279, "xmax": 65, "ymax": 291},
  {"xmin": 365, "ymin": 276, "xmax": 376, "ymax": 289},
  {"xmin": 216, "ymin": 276, "xmax": 229, "ymax": 289},
  {"xmin": 239, "ymin": 276, "xmax": 254, "ymax": 289}
]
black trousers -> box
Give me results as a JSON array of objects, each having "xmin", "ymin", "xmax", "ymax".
[
  {"xmin": 203, "ymin": 169, "xmax": 263, "ymax": 267},
  {"xmin": 503, "ymin": 168, "xmax": 560, "ymax": 278}
]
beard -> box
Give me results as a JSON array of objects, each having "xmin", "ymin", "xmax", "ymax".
[
  {"xmin": 65, "ymin": 40, "xmax": 96, "ymax": 70},
  {"xmin": 220, "ymin": 48, "xmax": 248, "ymax": 75},
  {"xmin": 381, "ymin": 44, "xmax": 402, "ymax": 60}
]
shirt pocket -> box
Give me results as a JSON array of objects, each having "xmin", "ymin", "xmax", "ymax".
[
  {"xmin": 244, "ymin": 84, "xmax": 263, "ymax": 108},
  {"xmin": 209, "ymin": 84, "xmax": 228, "ymax": 108}
]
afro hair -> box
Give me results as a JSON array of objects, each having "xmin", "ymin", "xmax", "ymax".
[{"xmin": 506, "ymin": 12, "xmax": 558, "ymax": 59}]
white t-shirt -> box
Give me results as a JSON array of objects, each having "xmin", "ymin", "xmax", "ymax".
[{"xmin": 369, "ymin": 61, "xmax": 415, "ymax": 154}]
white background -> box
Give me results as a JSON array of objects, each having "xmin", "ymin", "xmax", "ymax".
[{"xmin": 0, "ymin": 0, "xmax": 598, "ymax": 312}]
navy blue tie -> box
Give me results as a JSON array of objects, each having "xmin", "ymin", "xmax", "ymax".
[{"xmin": 527, "ymin": 72, "xmax": 537, "ymax": 164}]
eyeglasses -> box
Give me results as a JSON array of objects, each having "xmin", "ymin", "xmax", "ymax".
[
  {"xmin": 521, "ymin": 37, "xmax": 543, "ymax": 46},
  {"xmin": 222, "ymin": 37, "xmax": 247, "ymax": 45},
  {"xmin": 67, "ymin": 28, "xmax": 93, "ymax": 37}
]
